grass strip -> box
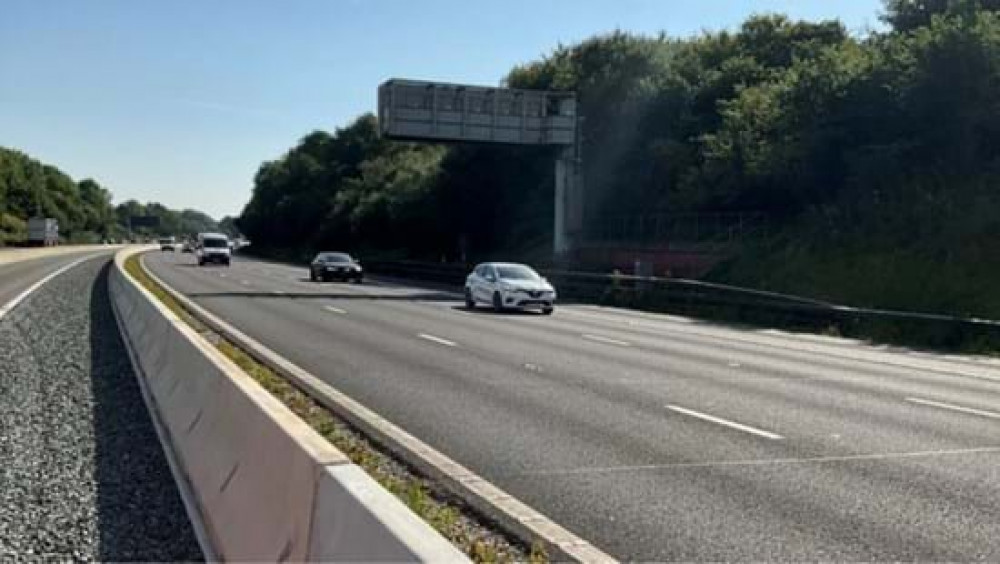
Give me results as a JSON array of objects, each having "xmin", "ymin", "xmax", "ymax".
[{"xmin": 123, "ymin": 254, "xmax": 545, "ymax": 562}]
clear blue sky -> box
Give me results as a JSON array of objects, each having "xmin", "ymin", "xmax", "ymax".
[{"xmin": 0, "ymin": 0, "xmax": 883, "ymax": 219}]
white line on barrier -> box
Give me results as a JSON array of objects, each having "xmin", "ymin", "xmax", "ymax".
[
  {"xmin": 0, "ymin": 254, "xmax": 105, "ymax": 321},
  {"xmin": 324, "ymin": 306, "xmax": 347, "ymax": 315},
  {"xmin": 905, "ymin": 397, "xmax": 1000, "ymax": 420},
  {"xmin": 418, "ymin": 333, "xmax": 457, "ymax": 347},
  {"xmin": 666, "ymin": 404, "xmax": 784, "ymax": 440},
  {"xmin": 581, "ymin": 333, "xmax": 631, "ymax": 347}
]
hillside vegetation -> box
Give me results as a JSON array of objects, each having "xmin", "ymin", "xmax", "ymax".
[
  {"xmin": 0, "ymin": 147, "xmax": 218, "ymax": 244},
  {"xmin": 238, "ymin": 0, "xmax": 1000, "ymax": 318}
]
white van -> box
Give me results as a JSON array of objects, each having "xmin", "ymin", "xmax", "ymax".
[{"xmin": 196, "ymin": 232, "xmax": 231, "ymax": 266}]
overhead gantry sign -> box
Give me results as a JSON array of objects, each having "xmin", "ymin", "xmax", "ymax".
[{"xmin": 377, "ymin": 79, "xmax": 583, "ymax": 256}]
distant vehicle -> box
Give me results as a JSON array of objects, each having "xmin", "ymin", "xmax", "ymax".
[
  {"xmin": 159, "ymin": 236, "xmax": 176, "ymax": 251},
  {"xmin": 181, "ymin": 240, "xmax": 194, "ymax": 253},
  {"xmin": 465, "ymin": 262, "xmax": 556, "ymax": 314},
  {"xmin": 310, "ymin": 252, "xmax": 362, "ymax": 283},
  {"xmin": 196, "ymin": 232, "xmax": 231, "ymax": 266},
  {"xmin": 27, "ymin": 217, "xmax": 59, "ymax": 247}
]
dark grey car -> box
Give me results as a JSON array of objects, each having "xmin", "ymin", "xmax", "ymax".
[{"xmin": 310, "ymin": 252, "xmax": 363, "ymax": 283}]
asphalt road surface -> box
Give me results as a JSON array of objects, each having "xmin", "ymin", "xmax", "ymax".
[
  {"xmin": 0, "ymin": 250, "xmax": 110, "ymax": 310},
  {"xmin": 145, "ymin": 251, "xmax": 1000, "ymax": 561}
]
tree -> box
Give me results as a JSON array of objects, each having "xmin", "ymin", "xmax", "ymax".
[{"xmin": 882, "ymin": 0, "xmax": 1000, "ymax": 31}]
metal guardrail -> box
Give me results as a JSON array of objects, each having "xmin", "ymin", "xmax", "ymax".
[
  {"xmin": 584, "ymin": 212, "xmax": 767, "ymax": 248},
  {"xmin": 365, "ymin": 260, "xmax": 1000, "ymax": 349}
]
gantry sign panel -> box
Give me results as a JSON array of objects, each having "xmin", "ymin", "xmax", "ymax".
[{"xmin": 378, "ymin": 79, "xmax": 577, "ymax": 146}]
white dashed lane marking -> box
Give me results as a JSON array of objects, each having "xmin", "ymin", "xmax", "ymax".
[
  {"xmin": 418, "ymin": 333, "xmax": 458, "ymax": 347},
  {"xmin": 581, "ymin": 334, "xmax": 631, "ymax": 347},
  {"xmin": 666, "ymin": 405, "xmax": 784, "ymax": 440}
]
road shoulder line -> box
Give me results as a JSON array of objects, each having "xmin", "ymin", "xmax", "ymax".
[{"xmin": 0, "ymin": 253, "xmax": 108, "ymax": 320}]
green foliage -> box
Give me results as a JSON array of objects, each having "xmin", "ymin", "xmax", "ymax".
[
  {"xmin": 114, "ymin": 200, "xmax": 219, "ymax": 238},
  {"xmin": 882, "ymin": 0, "xmax": 1000, "ymax": 32},
  {"xmin": 240, "ymin": 4, "xmax": 1000, "ymax": 319},
  {"xmin": 239, "ymin": 115, "xmax": 449, "ymax": 257},
  {"xmin": 0, "ymin": 147, "xmax": 113, "ymax": 243},
  {"xmin": 218, "ymin": 215, "xmax": 240, "ymax": 237},
  {"xmin": 0, "ymin": 146, "xmax": 217, "ymax": 245}
]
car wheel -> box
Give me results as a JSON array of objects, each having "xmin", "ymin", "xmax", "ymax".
[
  {"xmin": 542, "ymin": 306, "xmax": 554, "ymax": 315},
  {"xmin": 354, "ymin": 277, "xmax": 363, "ymax": 284},
  {"xmin": 492, "ymin": 291, "xmax": 504, "ymax": 313},
  {"xmin": 310, "ymin": 270, "xmax": 317, "ymax": 282},
  {"xmin": 464, "ymin": 288, "xmax": 476, "ymax": 309},
  {"xmin": 198, "ymin": 259, "xmax": 204, "ymax": 266}
]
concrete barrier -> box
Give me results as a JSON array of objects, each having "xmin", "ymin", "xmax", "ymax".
[{"xmin": 108, "ymin": 247, "xmax": 467, "ymax": 562}]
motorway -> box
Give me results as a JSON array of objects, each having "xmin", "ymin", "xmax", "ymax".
[
  {"xmin": 0, "ymin": 250, "xmax": 108, "ymax": 309},
  {"xmin": 145, "ymin": 251, "xmax": 1000, "ymax": 561}
]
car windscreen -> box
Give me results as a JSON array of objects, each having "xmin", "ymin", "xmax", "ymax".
[
  {"xmin": 496, "ymin": 265, "xmax": 540, "ymax": 281},
  {"xmin": 318, "ymin": 253, "xmax": 351, "ymax": 263},
  {"xmin": 202, "ymin": 239, "xmax": 228, "ymax": 248}
]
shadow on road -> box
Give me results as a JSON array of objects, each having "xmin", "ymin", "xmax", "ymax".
[
  {"xmin": 88, "ymin": 261, "xmax": 203, "ymax": 561},
  {"xmin": 187, "ymin": 290, "xmax": 458, "ymax": 302},
  {"xmin": 452, "ymin": 305, "xmax": 548, "ymax": 316}
]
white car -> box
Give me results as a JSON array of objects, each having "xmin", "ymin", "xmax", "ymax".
[{"xmin": 465, "ymin": 262, "xmax": 556, "ymax": 314}]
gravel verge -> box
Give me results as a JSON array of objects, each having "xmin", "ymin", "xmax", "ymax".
[{"xmin": 0, "ymin": 257, "xmax": 202, "ymax": 561}]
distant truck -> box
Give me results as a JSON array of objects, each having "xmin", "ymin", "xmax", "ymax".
[{"xmin": 27, "ymin": 217, "xmax": 59, "ymax": 247}]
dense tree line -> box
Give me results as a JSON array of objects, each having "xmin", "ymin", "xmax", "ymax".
[
  {"xmin": 0, "ymin": 147, "xmax": 217, "ymax": 245},
  {"xmin": 239, "ymin": 0, "xmax": 1000, "ymax": 315}
]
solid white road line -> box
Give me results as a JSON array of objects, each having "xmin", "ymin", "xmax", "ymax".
[
  {"xmin": 0, "ymin": 254, "xmax": 103, "ymax": 320},
  {"xmin": 324, "ymin": 305, "xmax": 347, "ymax": 315},
  {"xmin": 418, "ymin": 333, "xmax": 458, "ymax": 347},
  {"xmin": 581, "ymin": 333, "xmax": 631, "ymax": 347},
  {"xmin": 270, "ymin": 290, "xmax": 286, "ymax": 296},
  {"xmin": 240, "ymin": 280, "xmax": 251, "ymax": 286},
  {"xmin": 666, "ymin": 404, "xmax": 784, "ymax": 440},
  {"xmin": 905, "ymin": 397, "xmax": 1000, "ymax": 420}
]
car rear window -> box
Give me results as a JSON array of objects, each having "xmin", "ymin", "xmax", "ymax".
[
  {"xmin": 496, "ymin": 265, "xmax": 539, "ymax": 280},
  {"xmin": 318, "ymin": 253, "xmax": 351, "ymax": 263}
]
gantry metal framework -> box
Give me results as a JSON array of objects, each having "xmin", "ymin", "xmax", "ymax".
[{"xmin": 378, "ymin": 79, "xmax": 583, "ymax": 256}]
